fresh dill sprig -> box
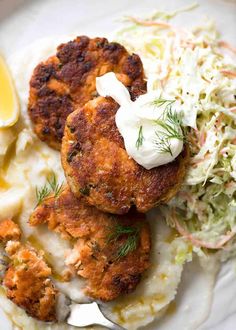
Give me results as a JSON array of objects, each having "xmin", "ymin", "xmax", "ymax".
[
  {"xmin": 107, "ymin": 224, "xmax": 140, "ymax": 259},
  {"xmin": 35, "ymin": 172, "xmax": 63, "ymax": 206},
  {"xmin": 136, "ymin": 125, "xmax": 144, "ymax": 150},
  {"xmin": 116, "ymin": 234, "xmax": 138, "ymax": 259},
  {"xmin": 163, "ymin": 105, "xmax": 182, "ymax": 125},
  {"xmin": 47, "ymin": 173, "xmax": 64, "ymax": 197},
  {"xmin": 36, "ymin": 185, "xmax": 51, "ymax": 207},
  {"xmin": 148, "ymin": 98, "xmax": 175, "ymax": 110},
  {"xmin": 154, "ymin": 107, "xmax": 184, "ymax": 142},
  {"xmin": 107, "ymin": 224, "xmax": 138, "ymax": 242},
  {"xmin": 151, "ymin": 101, "xmax": 184, "ymax": 156},
  {"xmin": 153, "ymin": 132, "xmax": 173, "ymax": 156}
]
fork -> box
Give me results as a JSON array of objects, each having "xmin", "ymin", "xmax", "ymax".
[{"xmin": 66, "ymin": 301, "xmax": 126, "ymax": 330}]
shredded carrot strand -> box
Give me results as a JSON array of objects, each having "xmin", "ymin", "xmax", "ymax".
[
  {"xmin": 220, "ymin": 70, "xmax": 236, "ymax": 78},
  {"xmin": 218, "ymin": 41, "xmax": 236, "ymax": 55},
  {"xmin": 200, "ymin": 131, "xmax": 206, "ymax": 146}
]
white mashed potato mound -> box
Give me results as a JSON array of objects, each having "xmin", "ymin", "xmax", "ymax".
[{"xmin": 0, "ymin": 37, "xmax": 193, "ymax": 330}]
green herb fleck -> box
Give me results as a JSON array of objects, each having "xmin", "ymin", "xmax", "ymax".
[
  {"xmin": 67, "ymin": 150, "xmax": 77, "ymax": 163},
  {"xmin": 79, "ymin": 186, "xmax": 90, "ymax": 196},
  {"xmin": 13, "ymin": 258, "xmax": 22, "ymax": 267},
  {"xmin": 136, "ymin": 125, "xmax": 144, "ymax": 150}
]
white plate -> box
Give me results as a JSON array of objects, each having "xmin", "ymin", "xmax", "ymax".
[{"xmin": 0, "ymin": 0, "xmax": 236, "ymax": 329}]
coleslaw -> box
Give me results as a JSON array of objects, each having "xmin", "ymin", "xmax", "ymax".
[{"xmin": 115, "ymin": 5, "xmax": 236, "ymax": 255}]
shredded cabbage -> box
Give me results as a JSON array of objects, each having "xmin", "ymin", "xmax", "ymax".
[{"xmin": 115, "ymin": 9, "xmax": 236, "ymax": 253}]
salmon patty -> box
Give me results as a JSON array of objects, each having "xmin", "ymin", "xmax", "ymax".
[
  {"xmin": 61, "ymin": 96, "xmax": 189, "ymax": 214},
  {"xmin": 29, "ymin": 187, "xmax": 151, "ymax": 301},
  {"xmin": 28, "ymin": 36, "xmax": 146, "ymax": 150},
  {"xmin": 0, "ymin": 219, "xmax": 21, "ymax": 242},
  {"xmin": 2, "ymin": 239, "xmax": 57, "ymax": 322}
]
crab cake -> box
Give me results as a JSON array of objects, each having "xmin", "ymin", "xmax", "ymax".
[
  {"xmin": 3, "ymin": 241, "xmax": 57, "ymax": 322},
  {"xmin": 29, "ymin": 187, "xmax": 151, "ymax": 302},
  {"xmin": 61, "ymin": 96, "xmax": 189, "ymax": 215},
  {"xmin": 28, "ymin": 36, "xmax": 146, "ymax": 150}
]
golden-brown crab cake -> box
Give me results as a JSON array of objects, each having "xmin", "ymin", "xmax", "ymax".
[
  {"xmin": 3, "ymin": 241, "xmax": 57, "ymax": 322},
  {"xmin": 29, "ymin": 187, "xmax": 151, "ymax": 301},
  {"xmin": 61, "ymin": 96, "xmax": 189, "ymax": 215},
  {"xmin": 28, "ymin": 36, "xmax": 147, "ymax": 150}
]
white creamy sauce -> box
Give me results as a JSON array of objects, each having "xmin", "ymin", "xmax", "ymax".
[
  {"xmin": 0, "ymin": 37, "xmax": 226, "ymax": 330},
  {"xmin": 96, "ymin": 72, "xmax": 183, "ymax": 170}
]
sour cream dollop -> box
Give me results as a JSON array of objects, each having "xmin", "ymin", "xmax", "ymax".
[{"xmin": 96, "ymin": 72, "xmax": 183, "ymax": 170}]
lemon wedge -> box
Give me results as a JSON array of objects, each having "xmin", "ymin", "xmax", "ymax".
[{"xmin": 0, "ymin": 54, "xmax": 20, "ymax": 127}]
